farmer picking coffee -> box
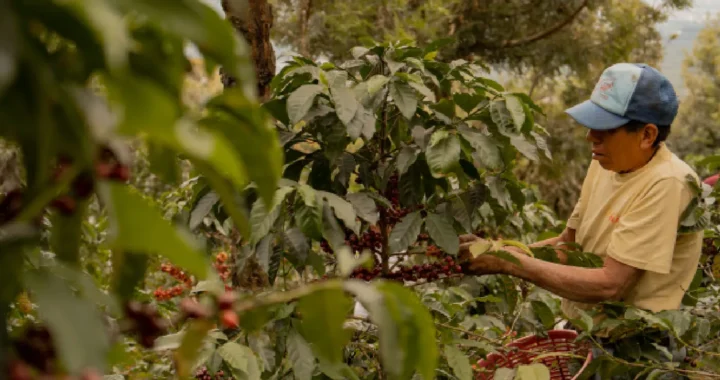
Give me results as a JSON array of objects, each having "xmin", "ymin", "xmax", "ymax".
[{"xmin": 459, "ymin": 63, "xmax": 704, "ymax": 319}]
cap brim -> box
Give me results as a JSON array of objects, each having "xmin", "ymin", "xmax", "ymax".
[{"xmin": 565, "ymin": 100, "xmax": 629, "ymax": 130}]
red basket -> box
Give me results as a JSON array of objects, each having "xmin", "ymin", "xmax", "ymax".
[{"xmin": 474, "ymin": 329, "xmax": 592, "ymax": 380}]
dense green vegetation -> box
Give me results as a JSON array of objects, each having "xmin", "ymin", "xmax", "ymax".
[{"xmin": 0, "ymin": 1, "xmax": 719, "ymax": 380}]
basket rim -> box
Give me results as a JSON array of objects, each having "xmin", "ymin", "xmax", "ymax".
[{"xmin": 474, "ymin": 329, "xmax": 593, "ymax": 380}]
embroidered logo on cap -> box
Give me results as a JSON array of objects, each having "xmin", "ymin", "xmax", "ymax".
[{"xmin": 595, "ymin": 78, "xmax": 614, "ymax": 100}]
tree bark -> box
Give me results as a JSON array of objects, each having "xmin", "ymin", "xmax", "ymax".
[
  {"xmin": 298, "ymin": 0, "xmax": 312, "ymax": 57},
  {"xmin": 221, "ymin": 0, "xmax": 276, "ymax": 100}
]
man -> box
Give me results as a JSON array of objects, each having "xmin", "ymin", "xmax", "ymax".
[{"xmin": 460, "ymin": 63, "xmax": 703, "ymax": 324}]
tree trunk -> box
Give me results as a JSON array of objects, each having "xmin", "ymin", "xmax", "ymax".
[
  {"xmin": 221, "ymin": 0, "xmax": 276, "ymax": 100},
  {"xmin": 298, "ymin": 0, "xmax": 312, "ymax": 57}
]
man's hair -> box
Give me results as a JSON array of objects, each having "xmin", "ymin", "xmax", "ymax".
[{"xmin": 622, "ymin": 120, "xmax": 671, "ymax": 147}]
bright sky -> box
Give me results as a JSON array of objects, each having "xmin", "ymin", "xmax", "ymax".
[{"xmin": 648, "ymin": 0, "xmax": 719, "ymax": 22}]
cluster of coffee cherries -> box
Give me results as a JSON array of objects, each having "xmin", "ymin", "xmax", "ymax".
[
  {"xmin": 213, "ymin": 251, "xmax": 232, "ymax": 281},
  {"xmin": 321, "ymin": 228, "xmax": 384, "ymax": 255},
  {"xmin": 154, "ymin": 263, "xmax": 194, "ymax": 301},
  {"xmin": 351, "ymin": 256, "xmax": 463, "ymax": 283},
  {"xmin": 154, "ymin": 252, "xmax": 231, "ymax": 301},
  {"xmin": 179, "ymin": 291, "xmax": 240, "ymax": 330},
  {"xmin": 0, "ymin": 146, "xmax": 130, "ymax": 224},
  {"xmin": 683, "ymin": 355, "xmax": 699, "ymax": 368},
  {"xmin": 194, "ymin": 367, "xmax": 227, "ymax": 380}
]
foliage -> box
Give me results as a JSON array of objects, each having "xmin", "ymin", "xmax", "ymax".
[{"xmin": 1, "ymin": 1, "xmax": 719, "ymax": 380}]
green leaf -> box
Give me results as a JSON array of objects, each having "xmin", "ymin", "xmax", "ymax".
[
  {"xmin": 317, "ymin": 191, "xmax": 359, "ymax": 234},
  {"xmin": 203, "ymin": 92, "xmax": 284, "ymax": 206},
  {"xmin": 425, "ymin": 131, "xmax": 461, "ymax": 178},
  {"xmin": 294, "ymin": 203, "xmax": 323, "ymax": 241},
  {"xmin": 454, "ymin": 93, "xmax": 484, "ymax": 113},
  {"xmin": 347, "ymin": 193, "xmax": 379, "ymax": 224},
  {"xmin": 336, "ymin": 246, "xmax": 372, "ymax": 277},
  {"xmin": 505, "ymin": 95, "xmax": 526, "ymax": 131},
  {"xmin": 425, "ymin": 213, "xmax": 459, "ymax": 255},
  {"xmin": 516, "ymin": 363, "xmax": 551, "ymax": 380},
  {"xmin": 531, "ymin": 300, "xmax": 556, "ymax": 330},
  {"xmin": 430, "ymin": 98, "xmax": 456, "ymax": 120},
  {"xmin": 288, "ymin": 329, "xmax": 316, "ymax": 380},
  {"xmin": 511, "ymin": 93, "xmax": 545, "ymax": 115},
  {"xmin": 217, "ymin": 342, "xmax": 261, "ymax": 380},
  {"xmin": 486, "ymin": 176, "xmax": 512, "ymax": 210},
  {"xmin": 458, "ymin": 125, "xmax": 503, "ymax": 171},
  {"xmin": 389, "ymin": 211, "xmax": 424, "ymax": 253},
  {"xmin": 390, "ymin": 82, "xmax": 418, "ymax": 120},
  {"xmin": 295, "ymin": 185, "xmax": 323, "ymax": 240},
  {"xmin": 494, "ymin": 368, "xmax": 516, "ymax": 380},
  {"xmin": 189, "ymin": 191, "xmax": 219, "ymax": 230},
  {"xmin": 105, "ymin": 78, "xmax": 249, "ymax": 191},
  {"xmin": 297, "ymin": 287, "xmax": 353, "ymax": 364},
  {"xmin": 99, "ymin": 183, "xmax": 207, "ymax": 279},
  {"xmin": 444, "ymin": 345, "xmax": 473, "ymax": 380},
  {"xmin": 657, "ymin": 310, "xmax": 691, "ymax": 336},
  {"xmin": 288, "ymin": 84, "xmax": 324, "ymax": 125},
  {"xmin": 396, "ymin": 146, "xmax": 419, "ymax": 175},
  {"xmin": 408, "ymin": 82, "xmax": 436, "ymax": 102},
  {"xmin": 490, "ymin": 99, "xmax": 517, "ymax": 134},
  {"xmin": 248, "ymin": 332, "xmax": 276, "ymax": 372},
  {"xmin": 331, "ymin": 86, "xmax": 359, "ymax": 126},
  {"xmin": 378, "ymin": 281, "xmax": 438, "ymax": 380},
  {"xmin": 510, "ymin": 134, "xmax": 539, "ymax": 162},
  {"xmin": 148, "ymin": 142, "xmax": 181, "ymax": 185},
  {"xmin": 255, "ymin": 235, "xmax": 274, "ymax": 273},
  {"xmin": 153, "ymin": 331, "xmax": 185, "ymax": 351},
  {"xmin": 250, "ymin": 187, "xmax": 294, "ymax": 244},
  {"xmin": 25, "ymin": 270, "xmax": 109, "ymax": 374},
  {"xmin": 367, "ymin": 75, "xmax": 390, "ymax": 94},
  {"xmin": 321, "ymin": 202, "xmax": 346, "ymax": 251},
  {"xmin": 284, "ymin": 228, "xmax": 310, "ymax": 266},
  {"xmin": 347, "ymin": 106, "xmax": 376, "ymax": 140},
  {"xmin": 50, "ymin": 203, "xmax": 85, "ymax": 264},
  {"xmin": 568, "ymin": 308, "xmax": 594, "ymax": 333},
  {"xmin": 344, "ymin": 280, "xmax": 438, "ymax": 380}
]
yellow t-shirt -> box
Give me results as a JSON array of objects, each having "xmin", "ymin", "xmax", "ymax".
[{"xmin": 562, "ymin": 143, "xmax": 703, "ymax": 319}]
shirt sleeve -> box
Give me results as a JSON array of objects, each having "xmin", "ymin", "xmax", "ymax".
[
  {"xmin": 567, "ymin": 162, "xmax": 598, "ymax": 230},
  {"xmin": 606, "ymin": 178, "xmax": 693, "ymax": 274}
]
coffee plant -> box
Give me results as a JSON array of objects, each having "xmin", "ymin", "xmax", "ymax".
[{"xmin": 2, "ymin": 1, "xmax": 720, "ymax": 379}]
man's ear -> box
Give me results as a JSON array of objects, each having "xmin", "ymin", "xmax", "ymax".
[{"xmin": 640, "ymin": 123, "xmax": 659, "ymax": 149}]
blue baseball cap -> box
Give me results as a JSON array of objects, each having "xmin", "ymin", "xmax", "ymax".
[{"xmin": 565, "ymin": 63, "xmax": 679, "ymax": 130}]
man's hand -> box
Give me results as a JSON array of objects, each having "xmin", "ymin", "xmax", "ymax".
[{"xmin": 457, "ymin": 237, "xmax": 507, "ymax": 276}]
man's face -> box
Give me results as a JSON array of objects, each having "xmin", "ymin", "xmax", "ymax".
[{"xmin": 585, "ymin": 127, "xmax": 645, "ymax": 172}]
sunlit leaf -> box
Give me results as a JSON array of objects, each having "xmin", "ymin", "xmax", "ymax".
[
  {"xmin": 425, "ymin": 130, "xmax": 461, "ymax": 178},
  {"xmin": 390, "ymin": 81, "xmax": 418, "ymax": 120},
  {"xmin": 288, "ymin": 84, "xmax": 324, "ymax": 125}
]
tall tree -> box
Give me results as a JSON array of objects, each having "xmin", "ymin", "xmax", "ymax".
[{"xmin": 222, "ymin": 0, "xmax": 276, "ymax": 99}]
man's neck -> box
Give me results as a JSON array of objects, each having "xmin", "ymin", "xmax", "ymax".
[{"xmin": 618, "ymin": 146, "xmax": 660, "ymax": 174}]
